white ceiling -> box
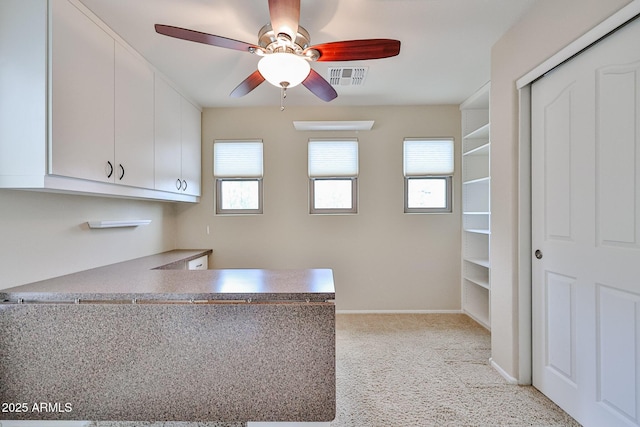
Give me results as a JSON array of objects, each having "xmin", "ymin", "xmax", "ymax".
[{"xmin": 78, "ymin": 0, "xmax": 536, "ymax": 108}]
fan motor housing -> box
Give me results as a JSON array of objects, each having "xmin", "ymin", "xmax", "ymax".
[{"xmin": 258, "ymin": 24, "xmax": 311, "ymax": 53}]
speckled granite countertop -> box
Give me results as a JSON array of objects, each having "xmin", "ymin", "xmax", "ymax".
[{"xmin": 0, "ymin": 250, "xmax": 335, "ymax": 303}]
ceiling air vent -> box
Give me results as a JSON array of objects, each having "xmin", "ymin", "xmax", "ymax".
[{"xmin": 328, "ymin": 67, "xmax": 368, "ymax": 86}]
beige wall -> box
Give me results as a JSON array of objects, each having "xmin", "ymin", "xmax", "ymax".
[
  {"xmin": 490, "ymin": 0, "xmax": 633, "ymax": 380},
  {"xmin": 175, "ymin": 105, "xmax": 462, "ymax": 311},
  {"xmin": 0, "ymin": 190, "xmax": 177, "ymax": 289}
]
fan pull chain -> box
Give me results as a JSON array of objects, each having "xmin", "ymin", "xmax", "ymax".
[{"xmin": 279, "ymin": 82, "xmax": 290, "ymax": 111}]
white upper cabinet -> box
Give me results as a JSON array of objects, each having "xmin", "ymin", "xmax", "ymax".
[
  {"xmin": 154, "ymin": 77, "xmax": 202, "ymax": 196},
  {"xmin": 50, "ymin": 0, "xmax": 115, "ymax": 182},
  {"xmin": 115, "ymin": 42, "xmax": 155, "ymax": 189},
  {"xmin": 180, "ymin": 98, "xmax": 202, "ymax": 197},
  {"xmin": 0, "ymin": 0, "xmax": 201, "ymax": 202},
  {"xmin": 0, "ymin": 0, "xmax": 47, "ymax": 182},
  {"xmin": 155, "ymin": 77, "xmax": 183, "ymax": 193}
]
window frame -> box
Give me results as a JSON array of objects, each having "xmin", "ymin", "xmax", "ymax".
[
  {"xmin": 309, "ymin": 177, "xmax": 358, "ymax": 215},
  {"xmin": 404, "ymin": 175, "xmax": 452, "ymax": 213},
  {"xmin": 213, "ymin": 140, "xmax": 264, "ymax": 216},
  {"xmin": 403, "ymin": 138, "xmax": 454, "ymax": 214},
  {"xmin": 308, "ymin": 138, "xmax": 359, "ymax": 215},
  {"xmin": 215, "ymin": 178, "xmax": 264, "ymax": 215}
]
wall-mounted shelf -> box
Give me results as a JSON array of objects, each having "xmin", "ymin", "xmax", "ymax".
[{"xmin": 87, "ymin": 220, "xmax": 152, "ymax": 229}]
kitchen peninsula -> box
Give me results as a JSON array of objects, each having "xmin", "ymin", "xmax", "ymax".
[{"xmin": 0, "ymin": 250, "xmax": 336, "ymax": 423}]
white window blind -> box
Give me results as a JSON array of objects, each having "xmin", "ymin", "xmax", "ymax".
[
  {"xmin": 308, "ymin": 139, "xmax": 359, "ymax": 177},
  {"xmin": 214, "ymin": 141, "xmax": 263, "ymax": 178},
  {"xmin": 403, "ymin": 138, "xmax": 454, "ymax": 176}
]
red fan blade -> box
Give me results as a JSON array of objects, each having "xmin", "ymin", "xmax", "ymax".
[
  {"xmin": 307, "ymin": 39, "xmax": 401, "ymax": 62},
  {"xmin": 268, "ymin": 0, "xmax": 300, "ymax": 42},
  {"xmin": 229, "ymin": 70, "xmax": 266, "ymax": 98},
  {"xmin": 155, "ymin": 24, "xmax": 259, "ymax": 53},
  {"xmin": 302, "ymin": 69, "xmax": 337, "ymax": 102}
]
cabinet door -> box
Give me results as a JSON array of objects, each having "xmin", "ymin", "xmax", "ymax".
[
  {"xmin": 115, "ymin": 42, "xmax": 154, "ymax": 189},
  {"xmin": 154, "ymin": 77, "xmax": 182, "ymax": 193},
  {"xmin": 187, "ymin": 255, "xmax": 208, "ymax": 270},
  {"xmin": 180, "ymin": 98, "xmax": 202, "ymax": 196},
  {"xmin": 50, "ymin": 0, "xmax": 114, "ymax": 182},
  {"xmin": 0, "ymin": 0, "xmax": 47, "ymax": 179}
]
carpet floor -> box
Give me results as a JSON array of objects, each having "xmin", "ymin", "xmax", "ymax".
[
  {"xmin": 90, "ymin": 313, "xmax": 580, "ymax": 427},
  {"xmin": 332, "ymin": 313, "xmax": 580, "ymax": 426}
]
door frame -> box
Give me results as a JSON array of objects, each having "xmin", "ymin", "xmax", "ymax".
[{"xmin": 514, "ymin": 0, "xmax": 640, "ymax": 385}]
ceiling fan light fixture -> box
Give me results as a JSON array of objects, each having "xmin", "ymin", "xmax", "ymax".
[
  {"xmin": 155, "ymin": 2, "xmax": 401, "ymax": 103},
  {"xmin": 258, "ymin": 52, "xmax": 310, "ymax": 88}
]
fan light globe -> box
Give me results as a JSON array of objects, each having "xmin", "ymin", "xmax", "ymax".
[{"xmin": 258, "ymin": 53, "xmax": 311, "ymax": 88}]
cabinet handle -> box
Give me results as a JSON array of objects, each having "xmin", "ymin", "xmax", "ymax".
[
  {"xmin": 182, "ymin": 180, "xmax": 187, "ymax": 191},
  {"xmin": 106, "ymin": 161, "xmax": 113, "ymax": 178},
  {"xmin": 119, "ymin": 164, "xmax": 125, "ymax": 180},
  {"xmin": 176, "ymin": 179, "xmax": 182, "ymax": 190}
]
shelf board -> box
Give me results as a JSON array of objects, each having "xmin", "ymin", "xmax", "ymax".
[
  {"xmin": 463, "ymin": 176, "xmax": 490, "ymax": 185},
  {"xmin": 463, "ymin": 139, "xmax": 490, "ymax": 154},
  {"xmin": 464, "ymin": 228, "xmax": 490, "ymax": 235},
  {"xmin": 463, "ymin": 142, "xmax": 490, "ymax": 156},
  {"xmin": 463, "ymin": 123, "xmax": 490, "ymax": 139},
  {"xmin": 463, "ymin": 308, "xmax": 490, "ymax": 330},
  {"xmin": 463, "ymin": 211, "xmax": 491, "ymax": 215},
  {"xmin": 464, "ymin": 257, "xmax": 490, "ymax": 268},
  {"xmin": 464, "ymin": 277, "xmax": 490, "ymax": 290},
  {"xmin": 460, "ymin": 81, "xmax": 490, "ymax": 110}
]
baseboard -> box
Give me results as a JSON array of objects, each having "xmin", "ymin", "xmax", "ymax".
[
  {"xmin": 489, "ymin": 357, "xmax": 519, "ymax": 384},
  {"xmin": 336, "ymin": 309, "xmax": 463, "ymax": 314}
]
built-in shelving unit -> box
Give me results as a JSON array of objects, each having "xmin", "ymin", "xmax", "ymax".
[{"xmin": 461, "ymin": 82, "xmax": 491, "ymax": 329}]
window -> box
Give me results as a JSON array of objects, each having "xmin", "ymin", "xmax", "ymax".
[
  {"xmin": 213, "ymin": 140, "xmax": 263, "ymax": 214},
  {"xmin": 308, "ymin": 139, "xmax": 358, "ymax": 214},
  {"xmin": 403, "ymin": 138, "xmax": 454, "ymax": 213}
]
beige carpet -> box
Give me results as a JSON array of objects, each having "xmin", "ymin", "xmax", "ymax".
[
  {"xmin": 333, "ymin": 313, "xmax": 580, "ymax": 426},
  {"xmin": 90, "ymin": 313, "xmax": 580, "ymax": 427}
]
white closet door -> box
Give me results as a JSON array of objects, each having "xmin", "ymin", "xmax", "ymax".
[{"xmin": 531, "ymin": 15, "xmax": 640, "ymax": 427}]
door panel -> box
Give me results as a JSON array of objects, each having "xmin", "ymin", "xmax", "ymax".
[
  {"xmin": 597, "ymin": 285, "xmax": 640, "ymax": 421},
  {"xmin": 543, "ymin": 86, "xmax": 574, "ymax": 241},
  {"xmin": 596, "ymin": 62, "xmax": 640, "ymax": 248},
  {"xmin": 532, "ymin": 15, "xmax": 640, "ymax": 427},
  {"xmin": 545, "ymin": 271, "xmax": 576, "ymax": 383}
]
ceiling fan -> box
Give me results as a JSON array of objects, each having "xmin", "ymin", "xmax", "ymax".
[{"xmin": 155, "ymin": 0, "xmax": 401, "ymax": 104}]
